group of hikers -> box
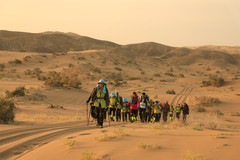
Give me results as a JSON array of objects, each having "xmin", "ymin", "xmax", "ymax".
[{"xmin": 86, "ymin": 79, "xmax": 189, "ymax": 128}]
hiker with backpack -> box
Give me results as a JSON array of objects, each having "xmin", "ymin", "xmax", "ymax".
[
  {"xmin": 109, "ymin": 92, "xmax": 117, "ymax": 121},
  {"xmin": 116, "ymin": 92, "xmax": 123, "ymax": 122},
  {"xmin": 181, "ymin": 103, "xmax": 189, "ymax": 123},
  {"xmin": 175, "ymin": 104, "xmax": 181, "ymax": 120},
  {"xmin": 146, "ymin": 99, "xmax": 153, "ymax": 122},
  {"xmin": 162, "ymin": 101, "xmax": 170, "ymax": 122},
  {"xmin": 121, "ymin": 98, "xmax": 128, "ymax": 122},
  {"xmin": 127, "ymin": 92, "xmax": 140, "ymax": 122},
  {"xmin": 86, "ymin": 88, "xmax": 97, "ymax": 122},
  {"xmin": 169, "ymin": 105, "xmax": 174, "ymax": 121},
  {"xmin": 139, "ymin": 92, "xmax": 149, "ymax": 123},
  {"xmin": 86, "ymin": 79, "xmax": 109, "ymax": 128}
]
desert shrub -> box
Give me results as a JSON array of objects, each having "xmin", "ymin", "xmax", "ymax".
[
  {"xmin": 166, "ymin": 89, "xmax": 175, "ymax": 94},
  {"xmin": 165, "ymin": 72, "xmax": 175, "ymax": 77},
  {"xmin": 127, "ymin": 76, "xmax": 141, "ymax": 81},
  {"xmin": 68, "ymin": 64, "xmax": 74, "ymax": 68},
  {"xmin": 23, "ymin": 56, "xmax": 31, "ymax": 61},
  {"xmin": 202, "ymin": 75, "xmax": 225, "ymax": 87},
  {"xmin": 214, "ymin": 109, "xmax": 224, "ymax": 116},
  {"xmin": 195, "ymin": 96, "xmax": 221, "ymax": 106},
  {"xmin": 232, "ymin": 75, "xmax": 239, "ymax": 80},
  {"xmin": 9, "ymin": 59, "xmax": 22, "ymax": 64},
  {"xmin": 192, "ymin": 125, "xmax": 203, "ymax": 131},
  {"xmin": 114, "ymin": 67, "xmax": 122, "ymax": 71},
  {"xmin": 141, "ymin": 71, "xmax": 145, "ymax": 75},
  {"xmin": 44, "ymin": 71, "xmax": 81, "ymax": 88},
  {"xmin": 231, "ymin": 112, "xmax": 240, "ymax": 117},
  {"xmin": 0, "ymin": 64, "xmax": 5, "ymax": 71},
  {"xmin": 32, "ymin": 68, "xmax": 42, "ymax": 75},
  {"xmin": 184, "ymin": 151, "xmax": 203, "ymax": 160},
  {"xmin": 138, "ymin": 142, "xmax": 161, "ymax": 150},
  {"xmin": 190, "ymin": 73, "xmax": 196, "ymax": 76},
  {"xmin": 194, "ymin": 105, "xmax": 206, "ymax": 112},
  {"xmin": 154, "ymin": 73, "xmax": 161, "ymax": 77},
  {"xmin": 206, "ymin": 122, "xmax": 217, "ymax": 130},
  {"xmin": 216, "ymin": 71, "xmax": 221, "ymax": 74},
  {"xmin": 5, "ymin": 86, "xmax": 25, "ymax": 98},
  {"xmin": 0, "ymin": 97, "xmax": 16, "ymax": 123},
  {"xmin": 160, "ymin": 79, "xmax": 167, "ymax": 82},
  {"xmin": 81, "ymin": 151, "xmax": 95, "ymax": 160},
  {"xmin": 78, "ymin": 56, "xmax": 86, "ymax": 60},
  {"xmin": 206, "ymin": 67, "xmax": 211, "ymax": 71},
  {"xmin": 24, "ymin": 69, "xmax": 32, "ymax": 75},
  {"xmin": 179, "ymin": 74, "xmax": 184, "ymax": 78},
  {"xmin": 91, "ymin": 66, "xmax": 101, "ymax": 73}
]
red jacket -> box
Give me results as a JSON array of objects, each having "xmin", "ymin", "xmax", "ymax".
[{"xmin": 127, "ymin": 96, "xmax": 140, "ymax": 110}]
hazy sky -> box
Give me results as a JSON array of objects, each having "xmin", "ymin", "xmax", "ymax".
[{"xmin": 1, "ymin": 0, "xmax": 240, "ymax": 46}]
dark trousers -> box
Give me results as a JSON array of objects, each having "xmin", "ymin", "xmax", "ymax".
[
  {"xmin": 176, "ymin": 112, "xmax": 180, "ymax": 120},
  {"xmin": 145, "ymin": 112, "xmax": 150, "ymax": 122},
  {"xmin": 127, "ymin": 112, "xmax": 130, "ymax": 121},
  {"xmin": 163, "ymin": 112, "xmax": 168, "ymax": 122},
  {"xmin": 130, "ymin": 109, "xmax": 138, "ymax": 121},
  {"xmin": 95, "ymin": 107, "xmax": 103, "ymax": 126},
  {"xmin": 109, "ymin": 108, "xmax": 116, "ymax": 121},
  {"xmin": 183, "ymin": 113, "xmax": 187, "ymax": 123},
  {"xmin": 122, "ymin": 112, "xmax": 128, "ymax": 122},
  {"xmin": 139, "ymin": 108, "xmax": 146, "ymax": 122},
  {"xmin": 116, "ymin": 109, "xmax": 121, "ymax": 121},
  {"xmin": 154, "ymin": 113, "xmax": 159, "ymax": 122}
]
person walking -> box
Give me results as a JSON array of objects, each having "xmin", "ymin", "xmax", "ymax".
[
  {"xmin": 127, "ymin": 92, "xmax": 140, "ymax": 122},
  {"xmin": 162, "ymin": 101, "xmax": 170, "ymax": 122},
  {"xmin": 121, "ymin": 98, "xmax": 128, "ymax": 122},
  {"xmin": 169, "ymin": 105, "xmax": 174, "ymax": 121},
  {"xmin": 109, "ymin": 92, "xmax": 117, "ymax": 121},
  {"xmin": 116, "ymin": 92, "xmax": 123, "ymax": 122},
  {"xmin": 86, "ymin": 79, "xmax": 109, "ymax": 128},
  {"xmin": 139, "ymin": 92, "xmax": 148, "ymax": 123},
  {"xmin": 175, "ymin": 104, "xmax": 181, "ymax": 120},
  {"xmin": 181, "ymin": 103, "xmax": 189, "ymax": 123}
]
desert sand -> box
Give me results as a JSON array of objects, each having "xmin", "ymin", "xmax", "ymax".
[{"xmin": 0, "ymin": 32, "xmax": 240, "ymax": 160}]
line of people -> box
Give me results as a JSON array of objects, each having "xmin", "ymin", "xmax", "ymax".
[{"xmin": 86, "ymin": 79, "xmax": 189, "ymax": 128}]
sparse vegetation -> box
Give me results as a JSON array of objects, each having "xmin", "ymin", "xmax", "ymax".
[
  {"xmin": 166, "ymin": 89, "xmax": 175, "ymax": 94},
  {"xmin": 194, "ymin": 105, "xmax": 206, "ymax": 112},
  {"xmin": 44, "ymin": 71, "xmax": 81, "ymax": 88},
  {"xmin": 0, "ymin": 97, "xmax": 16, "ymax": 123},
  {"xmin": 5, "ymin": 86, "xmax": 26, "ymax": 98},
  {"xmin": 153, "ymin": 73, "xmax": 161, "ymax": 77},
  {"xmin": 78, "ymin": 56, "xmax": 86, "ymax": 60},
  {"xmin": 214, "ymin": 109, "xmax": 224, "ymax": 116},
  {"xmin": 114, "ymin": 67, "xmax": 122, "ymax": 71},
  {"xmin": 138, "ymin": 142, "xmax": 161, "ymax": 150},
  {"xmin": 95, "ymin": 133, "xmax": 116, "ymax": 142},
  {"xmin": 65, "ymin": 139, "xmax": 76, "ymax": 148},
  {"xmin": 9, "ymin": 59, "xmax": 22, "ymax": 64},
  {"xmin": 0, "ymin": 64, "xmax": 5, "ymax": 71},
  {"xmin": 192, "ymin": 125, "xmax": 203, "ymax": 131},
  {"xmin": 202, "ymin": 75, "xmax": 225, "ymax": 87},
  {"xmin": 179, "ymin": 74, "xmax": 185, "ymax": 78},
  {"xmin": 81, "ymin": 151, "xmax": 95, "ymax": 160},
  {"xmin": 165, "ymin": 72, "xmax": 175, "ymax": 77},
  {"xmin": 231, "ymin": 112, "xmax": 240, "ymax": 117},
  {"xmin": 184, "ymin": 151, "xmax": 203, "ymax": 160},
  {"xmin": 205, "ymin": 122, "xmax": 217, "ymax": 130},
  {"xmin": 195, "ymin": 96, "xmax": 221, "ymax": 106}
]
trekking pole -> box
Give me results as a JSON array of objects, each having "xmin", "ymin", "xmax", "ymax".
[
  {"xmin": 86, "ymin": 103, "xmax": 90, "ymax": 126},
  {"xmin": 108, "ymin": 108, "xmax": 110, "ymax": 126}
]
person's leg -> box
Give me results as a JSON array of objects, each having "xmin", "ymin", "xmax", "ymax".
[{"xmin": 143, "ymin": 109, "xmax": 146, "ymax": 122}]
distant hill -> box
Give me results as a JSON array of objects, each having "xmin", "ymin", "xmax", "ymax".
[
  {"xmin": 0, "ymin": 30, "xmax": 239, "ymax": 67},
  {"xmin": 0, "ymin": 30, "xmax": 119, "ymax": 53}
]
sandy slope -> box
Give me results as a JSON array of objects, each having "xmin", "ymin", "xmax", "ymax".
[{"xmin": 0, "ymin": 50, "xmax": 240, "ymax": 160}]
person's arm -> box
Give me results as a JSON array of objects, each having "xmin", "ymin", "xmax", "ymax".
[{"xmin": 86, "ymin": 88, "xmax": 96, "ymax": 103}]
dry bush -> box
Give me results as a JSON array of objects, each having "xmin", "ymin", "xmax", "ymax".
[
  {"xmin": 9, "ymin": 59, "xmax": 22, "ymax": 64},
  {"xmin": 78, "ymin": 56, "xmax": 86, "ymax": 60},
  {"xmin": 231, "ymin": 112, "xmax": 240, "ymax": 117},
  {"xmin": 5, "ymin": 86, "xmax": 25, "ymax": 98},
  {"xmin": 179, "ymin": 74, "xmax": 185, "ymax": 78},
  {"xmin": 193, "ymin": 105, "xmax": 206, "ymax": 112},
  {"xmin": 81, "ymin": 151, "xmax": 95, "ymax": 160},
  {"xmin": 23, "ymin": 56, "xmax": 31, "ymax": 61},
  {"xmin": 184, "ymin": 151, "xmax": 203, "ymax": 160},
  {"xmin": 166, "ymin": 89, "xmax": 175, "ymax": 94},
  {"xmin": 154, "ymin": 73, "xmax": 161, "ymax": 77},
  {"xmin": 44, "ymin": 71, "xmax": 81, "ymax": 88},
  {"xmin": 213, "ymin": 109, "xmax": 224, "ymax": 116},
  {"xmin": 114, "ymin": 67, "xmax": 122, "ymax": 71},
  {"xmin": 138, "ymin": 142, "xmax": 161, "ymax": 150},
  {"xmin": 202, "ymin": 75, "xmax": 225, "ymax": 87},
  {"xmin": 0, "ymin": 97, "xmax": 16, "ymax": 123},
  {"xmin": 165, "ymin": 72, "xmax": 175, "ymax": 77},
  {"xmin": 195, "ymin": 96, "xmax": 221, "ymax": 106},
  {"xmin": 0, "ymin": 64, "xmax": 5, "ymax": 71},
  {"xmin": 24, "ymin": 69, "xmax": 32, "ymax": 75}
]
